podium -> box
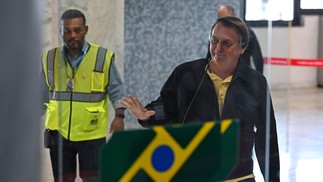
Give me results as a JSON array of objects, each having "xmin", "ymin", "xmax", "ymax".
[{"xmin": 100, "ymin": 119, "xmax": 239, "ymax": 182}]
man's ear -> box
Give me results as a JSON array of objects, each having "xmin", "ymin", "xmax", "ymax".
[
  {"xmin": 240, "ymin": 47, "xmax": 246, "ymax": 55},
  {"xmin": 85, "ymin": 25, "xmax": 89, "ymax": 34},
  {"xmin": 59, "ymin": 27, "xmax": 63, "ymax": 35}
]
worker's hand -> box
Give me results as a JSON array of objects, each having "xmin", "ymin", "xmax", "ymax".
[
  {"xmin": 109, "ymin": 117, "xmax": 124, "ymax": 133},
  {"xmin": 119, "ymin": 95, "xmax": 155, "ymax": 120}
]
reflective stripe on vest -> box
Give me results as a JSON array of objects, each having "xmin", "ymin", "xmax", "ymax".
[
  {"xmin": 47, "ymin": 48, "xmax": 56, "ymax": 89},
  {"xmin": 95, "ymin": 47, "xmax": 107, "ymax": 72},
  {"xmin": 46, "ymin": 46, "xmax": 108, "ymax": 90},
  {"xmin": 49, "ymin": 91, "xmax": 106, "ymax": 102}
]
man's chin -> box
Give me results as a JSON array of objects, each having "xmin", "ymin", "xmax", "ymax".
[
  {"xmin": 212, "ymin": 56, "xmax": 225, "ymax": 62},
  {"xmin": 66, "ymin": 41, "xmax": 81, "ymax": 48},
  {"xmin": 66, "ymin": 45, "xmax": 81, "ymax": 50}
]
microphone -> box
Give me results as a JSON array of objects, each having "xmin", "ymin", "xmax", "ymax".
[{"xmin": 181, "ymin": 59, "xmax": 211, "ymax": 125}]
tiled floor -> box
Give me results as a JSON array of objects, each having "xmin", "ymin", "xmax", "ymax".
[
  {"xmin": 271, "ymin": 87, "xmax": 323, "ymax": 182},
  {"xmin": 41, "ymin": 86, "xmax": 323, "ymax": 182}
]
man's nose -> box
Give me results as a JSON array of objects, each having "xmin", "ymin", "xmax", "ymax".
[
  {"xmin": 70, "ymin": 31, "xmax": 77, "ymax": 38},
  {"xmin": 215, "ymin": 42, "xmax": 223, "ymax": 51}
]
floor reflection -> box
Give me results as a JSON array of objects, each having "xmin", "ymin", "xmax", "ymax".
[{"xmin": 254, "ymin": 87, "xmax": 323, "ymax": 182}]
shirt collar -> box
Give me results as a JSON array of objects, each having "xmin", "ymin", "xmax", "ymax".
[{"xmin": 232, "ymin": 58, "xmax": 255, "ymax": 82}]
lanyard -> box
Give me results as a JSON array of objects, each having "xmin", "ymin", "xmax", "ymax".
[
  {"xmin": 63, "ymin": 43, "xmax": 89, "ymax": 91},
  {"xmin": 64, "ymin": 59, "xmax": 74, "ymax": 91}
]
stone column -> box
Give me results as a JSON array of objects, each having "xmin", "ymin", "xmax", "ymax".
[{"xmin": 0, "ymin": 0, "xmax": 42, "ymax": 181}]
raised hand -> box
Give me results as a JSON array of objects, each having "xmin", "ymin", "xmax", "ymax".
[{"xmin": 119, "ymin": 95, "xmax": 156, "ymax": 120}]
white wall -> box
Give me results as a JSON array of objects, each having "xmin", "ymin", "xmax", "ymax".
[{"xmin": 254, "ymin": 16, "xmax": 319, "ymax": 89}]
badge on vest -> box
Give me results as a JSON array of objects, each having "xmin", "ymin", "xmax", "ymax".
[
  {"xmin": 84, "ymin": 115, "xmax": 100, "ymax": 131},
  {"xmin": 83, "ymin": 107, "xmax": 105, "ymax": 131}
]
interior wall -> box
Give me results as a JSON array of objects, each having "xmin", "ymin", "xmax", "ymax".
[{"xmin": 254, "ymin": 16, "xmax": 319, "ymax": 89}]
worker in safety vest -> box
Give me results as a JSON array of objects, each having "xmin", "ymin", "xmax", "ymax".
[{"xmin": 41, "ymin": 9, "xmax": 126, "ymax": 182}]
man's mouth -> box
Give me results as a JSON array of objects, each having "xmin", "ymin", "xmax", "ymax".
[{"xmin": 69, "ymin": 40, "xmax": 79, "ymax": 44}]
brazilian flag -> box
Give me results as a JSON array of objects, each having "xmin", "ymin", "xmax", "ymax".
[{"xmin": 100, "ymin": 119, "xmax": 239, "ymax": 182}]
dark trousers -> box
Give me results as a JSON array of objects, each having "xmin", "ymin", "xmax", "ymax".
[{"xmin": 48, "ymin": 131, "xmax": 106, "ymax": 182}]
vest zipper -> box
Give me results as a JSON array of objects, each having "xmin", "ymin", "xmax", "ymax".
[
  {"xmin": 67, "ymin": 70, "xmax": 74, "ymax": 141},
  {"xmin": 67, "ymin": 91, "xmax": 73, "ymax": 140}
]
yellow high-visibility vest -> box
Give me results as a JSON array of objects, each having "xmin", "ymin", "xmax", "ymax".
[{"xmin": 42, "ymin": 42, "xmax": 113, "ymax": 141}]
